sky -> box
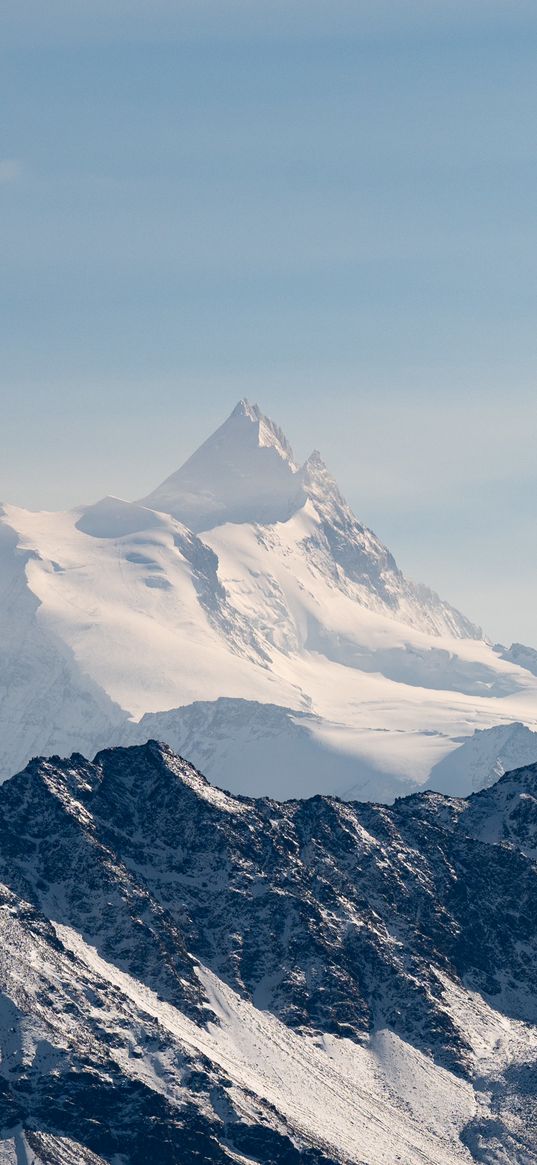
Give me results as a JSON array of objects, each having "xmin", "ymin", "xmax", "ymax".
[{"xmin": 1, "ymin": 1, "xmax": 537, "ymax": 645}]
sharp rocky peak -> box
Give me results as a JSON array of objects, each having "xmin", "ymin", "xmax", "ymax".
[
  {"xmin": 137, "ymin": 400, "xmax": 481, "ymax": 636},
  {"xmin": 229, "ymin": 398, "xmax": 298, "ymax": 464},
  {"xmin": 138, "ymin": 400, "xmax": 305, "ymax": 531},
  {"xmin": 92, "ymin": 739, "xmax": 246, "ymax": 816},
  {"xmin": 138, "ymin": 398, "xmax": 383, "ymax": 547},
  {"xmin": 230, "ymin": 397, "xmax": 260, "ymax": 420},
  {"xmin": 303, "ymin": 447, "xmax": 328, "ymax": 471},
  {"xmin": 9, "ymin": 740, "xmax": 246, "ymax": 822}
]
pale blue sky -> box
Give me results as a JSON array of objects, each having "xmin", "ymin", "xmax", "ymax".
[{"xmin": 1, "ymin": 2, "xmax": 537, "ymax": 644}]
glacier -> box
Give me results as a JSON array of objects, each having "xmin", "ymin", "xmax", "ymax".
[{"xmin": 1, "ymin": 399, "xmax": 537, "ymax": 798}]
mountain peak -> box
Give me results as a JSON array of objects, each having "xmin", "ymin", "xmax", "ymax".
[
  {"xmin": 228, "ymin": 399, "xmax": 297, "ymax": 464},
  {"xmin": 230, "ymin": 397, "xmax": 259, "ymax": 420},
  {"xmin": 301, "ymin": 448, "xmax": 341, "ymax": 498},
  {"xmin": 138, "ymin": 400, "xmax": 355, "ymax": 535},
  {"xmin": 139, "ymin": 401, "xmax": 304, "ymax": 531},
  {"xmin": 95, "ymin": 738, "xmax": 250, "ymax": 816},
  {"xmin": 303, "ymin": 448, "xmax": 326, "ymax": 470},
  {"xmin": 136, "ymin": 401, "xmax": 483, "ymax": 638}
]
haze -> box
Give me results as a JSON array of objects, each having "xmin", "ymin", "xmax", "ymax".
[{"xmin": 1, "ymin": 1, "xmax": 537, "ymax": 645}]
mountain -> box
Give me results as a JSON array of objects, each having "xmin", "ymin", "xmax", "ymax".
[
  {"xmin": 1, "ymin": 400, "xmax": 537, "ymax": 796},
  {"xmin": 140, "ymin": 399, "xmax": 481, "ymax": 636},
  {"xmin": 120, "ymin": 697, "xmax": 419, "ymax": 801},
  {"xmin": 425, "ymin": 722, "xmax": 537, "ymax": 797},
  {"xmin": 139, "ymin": 398, "xmax": 307, "ymax": 531},
  {"xmin": 0, "ymin": 740, "xmax": 536, "ymax": 1163},
  {"xmin": 495, "ymin": 642, "xmax": 537, "ymax": 678},
  {"xmin": 0, "ymin": 511, "xmax": 126, "ymax": 782},
  {"xmin": 125, "ymin": 705, "xmax": 537, "ymax": 803}
]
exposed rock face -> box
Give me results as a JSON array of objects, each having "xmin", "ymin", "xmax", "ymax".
[{"xmin": 0, "ymin": 742, "xmax": 536, "ymax": 1162}]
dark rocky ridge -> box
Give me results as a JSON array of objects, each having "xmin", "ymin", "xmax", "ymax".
[{"xmin": 0, "ymin": 741, "xmax": 536, "ymax": 1162}]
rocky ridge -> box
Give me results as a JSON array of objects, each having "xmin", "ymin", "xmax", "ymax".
[{"xmin": 0, "ymin": 742, "xmax": 535, "ymax": 1162}]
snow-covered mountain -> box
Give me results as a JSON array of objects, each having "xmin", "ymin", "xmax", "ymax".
[
  {"xmin": 140, "ymin": 400, "xmax": 481, "ymax": 636},
  {"xmin": 0, "ymin": 740, "xmax": 536, "ymax": 1163},
  {"xmin": 120, "ymin": 697, "xmax": 419, "ymax": 801},
  {"xmin": 495, "ymin": 641, "xmax": 537, "ymax": 678},
  {"xmin": 425, "ymin": 722, "xmax": 537, "ymax": 797},
  {"xmin": 1, "ymin": 400, "xmax": 537, "ymax": 797},
  {"xmin": 140, "ymin": 398, "xmax": 307, "ymax": 531}
]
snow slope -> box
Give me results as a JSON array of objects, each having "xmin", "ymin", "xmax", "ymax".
[
  {"xmin": 140, "ymin": 398, "xmax": 306, "ymax": 531},
  {"xmin": 425, "ymin": 722, "xmax": 537, "ymax": 797},
  {"xmin": 495, "ymin": 641, "xmax": 537, "ymax": 677},
  {"xmin": 0, "ymin": 740, "xmax": 536, "ymax": 1163},
  {"xmin": 2, "ymin": 400, "xmax": 537, "ymax": 796},
  {"xmin": 121, "ymin": 698, "xmax": 419, "ymax": 801}
]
